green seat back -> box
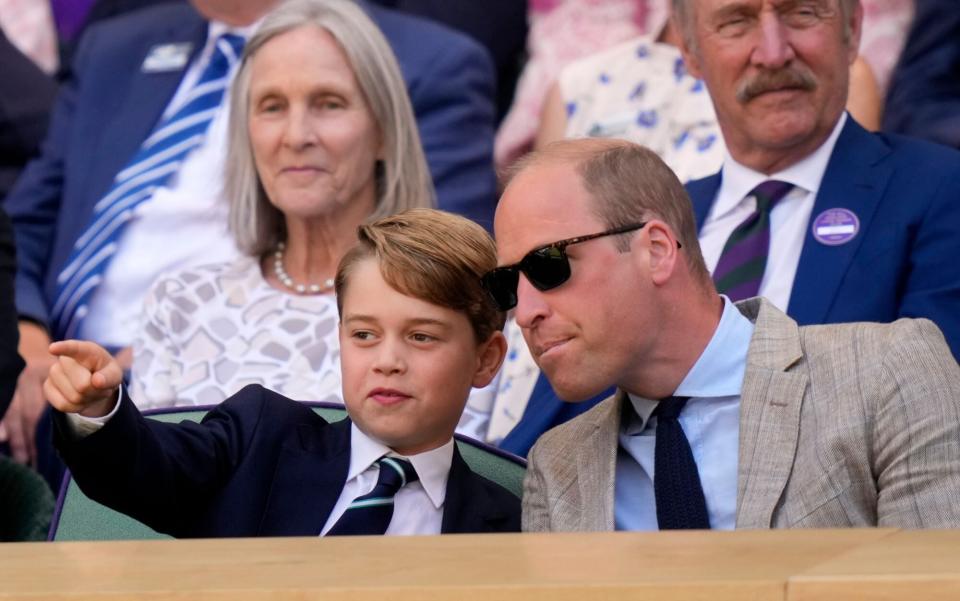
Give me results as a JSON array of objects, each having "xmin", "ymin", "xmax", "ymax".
[
  {"xmin": 50, "ymin": 404, "xmax": 526, "ymax": 541},
  {"xmin": 0, "ymin": 456, "xmax": 55, "ymax": 541}
]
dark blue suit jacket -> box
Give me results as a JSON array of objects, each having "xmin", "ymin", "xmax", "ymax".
[
  {"xmin": 883, "ymin": 0, "xmax": 960, "ymax": 149},
  {"xmin": 54, "ymin": 385, "xmax": 520, "ymax": 538},
  {"xmin": 0, "ymin": 208, "xmax": 23, "ymax": 420},
  {"xmin": 5, "ymin": 2, "xmax": 497, "ymax": 329},
  {"xmin": 686, "ymin": 118, "xmax": 960, "ymax": 359}
]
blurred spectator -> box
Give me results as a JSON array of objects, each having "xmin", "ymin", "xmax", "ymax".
[
  {"xmin": 0, "ymin": 0, "xmax": 58, "ymax": 73},
  {"xmin": 367, "ymin": 0, "xmax": 528, "ymax": 123},
  {"xmin": 2, "ymin": 0, "xmax": 497, "ymax": 468},
  {"xmin": 496, "ymin": 0, "xmax": 906, "ymax": 170},
  {"xmin": 56, "ymin": 0, "xmax": 183, "ymax": 72},
  {"xmin": 858, "ymin": 0, "xmax": 913, "ymax": 94},
  {"xmin": 883, "ymin": 0, "xmax": 960, "ymax": 149},
  {"xmin": 0, "ymin": 30, "xmax": 57, "ymax": 203},
  {"xmin": 536, "ymin": 23, "xmax": 722, "ymax": 183},
  {"xmin": 0, "ymin": 208, "xmax": 24, "ymax": 422},
  {"xmin": 495, "ymin": 0, "xmax": 655, "ymax": 169}
]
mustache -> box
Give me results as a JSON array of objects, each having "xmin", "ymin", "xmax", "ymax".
[{"xmin": 736, "ymin": 67, "xmax": 817, "ymax": 102}]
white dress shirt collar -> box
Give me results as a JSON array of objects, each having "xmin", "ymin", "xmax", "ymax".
[
  {"xmin": 713, "ymin": 112, "xmax": 848, "ymax": 221},
  {"xmin": 625, "ymin": 296, "xmax": 754, "ymax": 432},
  {"xmin": 348, "ymin": 423, "xmax": 454, "ymax": 510},
  {"xmin": 206, "ymin": 19, "xmax": 261, "ymax": 45}
]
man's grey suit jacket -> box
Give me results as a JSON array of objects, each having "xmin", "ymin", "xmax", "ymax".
[{"xmin": 522, "ymin": 298, "xmax": 960, "ymax": 531}]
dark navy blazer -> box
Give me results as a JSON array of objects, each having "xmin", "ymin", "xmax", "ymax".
[
  {"xmin": 5, "ymin": 1, "xmax": 497, "ymax": 329},
  {"xmin": 54, "ymin": 385, "xmax": 520, "ymax": 538},
  {"xmin": 686, "ymin": 117, "xmax": 960, "ymax": 359},
  {"xmin": 883, "ymin": 0, "xmax": 960, "ymax": 150}
]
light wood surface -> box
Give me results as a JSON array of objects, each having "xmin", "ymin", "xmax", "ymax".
[
  {"xmin": 788, "ymin": 529, "xmax": 960, "ymax": 601},
  {"xmin": 2, "ymin": 529, "xmax": 957, "ymax": 600}
]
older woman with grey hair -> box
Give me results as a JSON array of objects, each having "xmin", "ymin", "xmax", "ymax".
[{"xmin": 129, "ymin": 0, "xmax": 434, "ymax": 409}]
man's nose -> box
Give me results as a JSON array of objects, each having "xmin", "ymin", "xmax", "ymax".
[
  {"xmin": 751, "ymin": 12, "xmax": 796, "ymax": 69},
  {"xmin": 513, "ymin": 275, "xmax": 551, "ymax": 329}
]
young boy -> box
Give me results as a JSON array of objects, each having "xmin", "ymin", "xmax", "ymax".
[{"xmin": 46, "ymin": 209, "xmax": 519, "ymax": 537}]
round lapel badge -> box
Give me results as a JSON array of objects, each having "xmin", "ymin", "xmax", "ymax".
[{"xmin": 812, "ymin": 208, "xmax": 859, "ymax": 246}]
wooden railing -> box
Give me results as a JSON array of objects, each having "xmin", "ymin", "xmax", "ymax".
[{"xmin": 2, "ymin": 529, "xmax": 959, "ymax": 600}]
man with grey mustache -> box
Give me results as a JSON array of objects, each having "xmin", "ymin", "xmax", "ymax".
[{"xmin": 680, "ymin": 0, "xmax": 960, "ymax": 360}]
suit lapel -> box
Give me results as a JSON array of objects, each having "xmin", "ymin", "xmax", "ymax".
[
  {"xmin": 574, "ymin": 393, "xmax": 622, "ymax": 530},
  {"xmin": 441, "ymin": 445, "xmax": 514, "ymax": 533},
  {"xmin": 258, "ymin": 417, "xmax": 352, "ymax": 536},
  {"xmin": 734, "ymin": 299, "xmax": 808, "ymax": 528},
  {"xmin": 787, "ymin": 119, "xmax": 894, "ymax": 325},
  {"xmin": 687, "ymin": 172, "xmax": 723, "ymax": 231}
]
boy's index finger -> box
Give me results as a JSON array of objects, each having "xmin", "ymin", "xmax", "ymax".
[{"xmin": 49, "ymin": 340, "xmax": 112, "ymax": 371}]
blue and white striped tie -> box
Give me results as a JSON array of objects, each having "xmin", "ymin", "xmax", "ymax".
[{"xmin": 50, "ymin": 33, "xmax": 244, "ymax": 340}]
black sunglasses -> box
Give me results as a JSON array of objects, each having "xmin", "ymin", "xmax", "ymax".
[{"xmin": 482, "ymin": 222, "xmax": 661, "ymax": 311}]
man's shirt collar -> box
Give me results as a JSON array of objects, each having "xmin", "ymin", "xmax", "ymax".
[
  {"xmin": 625, "ymin": 296, "xmax": 754, "ymax": 432},
  {"xmin": 713, "ymin": 112, "xmax": 848, "ymax": 220}
]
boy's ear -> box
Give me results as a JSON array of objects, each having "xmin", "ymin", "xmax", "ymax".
[{"xmin": 472, "ymin": 331, "xmax": 507, "ymax": 388}]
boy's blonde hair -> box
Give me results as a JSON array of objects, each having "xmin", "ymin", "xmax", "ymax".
[{"xmin": 335, "ymin": 209, "xmax": 506, "ymax": 342}]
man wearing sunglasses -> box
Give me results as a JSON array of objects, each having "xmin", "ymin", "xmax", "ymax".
[{"xmin": 489, "ymin": 138, "xmax": 960, "ymax": 532}]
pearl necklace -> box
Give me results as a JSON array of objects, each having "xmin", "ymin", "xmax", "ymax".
[{"xmin": 273, "ymin": 242, "xmax": 334, "ymax": 294}]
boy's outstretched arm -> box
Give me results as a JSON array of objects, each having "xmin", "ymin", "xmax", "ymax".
[{"xmin": 44, "ymin": 340, "xmax": 123, "ymax": 418}]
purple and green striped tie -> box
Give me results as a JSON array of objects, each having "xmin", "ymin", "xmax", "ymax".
[
  {"xmin": 326, "ymin": 457, "xmax": 419, "ymax": 536},
  {"xmin": 712, "ymin": 180, "xmax": 794, "ymax": 302}
]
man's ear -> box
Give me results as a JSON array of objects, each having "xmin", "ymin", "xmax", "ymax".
[
  {"xmin": 472, "ymin": 331, "xmax": 508, "ymax": 388},
  {"xmin": 641, "ymin": 220, "xmax": 681, "ymax": 286},
  {"xmin": 845, "ymin": 0, "xmax": 864, "ymax": 66}
]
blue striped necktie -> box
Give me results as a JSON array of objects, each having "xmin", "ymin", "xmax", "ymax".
[
  {"xmin": 326, "ymin": 457, "xmax": 419, "ymax": 536},
  {"xmin": 50, "ymin": 33, "xmax": 244, "ymax": 340},
  {"xmin": 712, "ymin": 180, "xmax": 794, "ymax": 302}
]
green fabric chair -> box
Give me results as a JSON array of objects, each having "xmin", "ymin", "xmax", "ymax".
[
  {"xmin": 0, "ymin": 455, "xmax": 55, "ymax": 541},
  {"xmin": 49, "ymin": 403, "xmax": 526, "ymax": 541}
]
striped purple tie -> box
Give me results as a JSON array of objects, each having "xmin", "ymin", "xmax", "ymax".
[{"xmin": 712, "ymin": 180, "xmax": 793, "ymax": 302}]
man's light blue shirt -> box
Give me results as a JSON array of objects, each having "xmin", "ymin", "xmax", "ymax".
[{"xmin": 614, "ymin": 297, "xmax": 754, "ymax": 531}]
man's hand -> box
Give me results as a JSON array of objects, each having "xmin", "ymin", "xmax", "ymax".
[
  {"xmin": 44, "ymin": 340, "xmax": 123, "ymax": 418},
  {"xmin": 0, "ymin": 321, "xmax": 55, "ymax": 465}
]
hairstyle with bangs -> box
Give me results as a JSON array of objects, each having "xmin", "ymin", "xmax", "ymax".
[
  {"xmin": 225, "ymin": 0, "xmax": 435, "ymax": 257},
  {"xmin": 334, "ymin": 208, "xmax": 505, "ymax": 343}
]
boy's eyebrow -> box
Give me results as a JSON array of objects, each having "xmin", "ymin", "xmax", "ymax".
[{"xmin": 342, "ymin": 315, "xmax": 452, "ymax": 329}]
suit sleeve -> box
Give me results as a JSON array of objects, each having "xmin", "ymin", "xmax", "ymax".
[
  {"xmin": 521, "ymin": 440, "xmax": 552, "ymax": 532},
  {"xmin": 882, "ymin": 0, "xmax": 960, "ymax": 149},
  {"xmin": 2, "ymin": 25, "xmax": 102, "ymax": 326},
  {"xmin": 0, "ymin": 208, "xmax": 24, "ymax": 419},
  {"xmin": 406, "ymin": 31, "xmax": 498, "ymax": 232},
  {"xmin": 873, "ymin": 318, "xmax": 960, "ymax": 527},
  {"xmin": 53, "ymin": 386, "xmax": 266, "ymax": 537},
  {"xmin": 898, "ymin": 164, "xmax": 960, "ymax": 359},
  {"xmin": 0, "ymin": 30, "xmax": 57, "ymax": 202}
]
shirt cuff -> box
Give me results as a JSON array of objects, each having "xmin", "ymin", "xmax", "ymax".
[{"xmin": 63, "ymin": 384, "xmax": 125, "ymax": 438}]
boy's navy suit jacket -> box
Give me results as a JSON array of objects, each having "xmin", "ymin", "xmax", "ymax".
[{"xmin": 54, "ymin": 385, "xmax": 520, "ymax": 537}]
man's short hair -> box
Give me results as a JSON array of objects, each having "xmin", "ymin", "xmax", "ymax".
[
  {"xmin": 335, "ymin": 208, "xmax": 506, "ymax": 343},
  {"xmin": 508, "ymin": 139, "xmax": 712, "ymax": 284}
]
